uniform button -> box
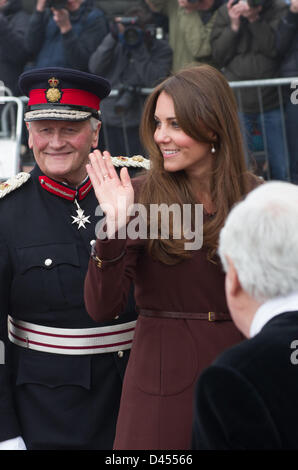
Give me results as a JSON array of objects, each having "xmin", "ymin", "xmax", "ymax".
[
  {"xmin": 90, "ymin": 239, "xmax": 96, "ymax": 246},
  {"xmin": 118, "ymin": 350, "xmax": 124, "ymax": 358},
  {"xmin": 114, "ymin": 315, "xmax": 119, "ymax": 319},
  {"xmin": 44, "ymin": 258, "xmax": 53, "ymax": 267}
]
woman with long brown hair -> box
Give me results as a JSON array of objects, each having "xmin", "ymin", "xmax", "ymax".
[{"xmin": 84, "ymin": 64, "xmax": 261, "ymax": 449}]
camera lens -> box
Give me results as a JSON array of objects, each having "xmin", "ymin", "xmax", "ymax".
[{"xmin": 123, "ymin": 26, "xmax": 142, "ymax": 47}]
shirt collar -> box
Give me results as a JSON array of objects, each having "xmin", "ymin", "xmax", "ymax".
[
  {"xmin": 250, "ymin": 291, "xmax": 298, "ymax": 338},
  {"xmin": 38, "ymin": 174, "xmax": 92, "ymax": 201}
]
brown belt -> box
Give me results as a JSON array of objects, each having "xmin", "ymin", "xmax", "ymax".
[{"xmin": 139, "ymin": 309, "xmax": 232, "ymax": 322}]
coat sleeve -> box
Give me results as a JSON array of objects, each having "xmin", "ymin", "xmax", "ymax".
[
  {"xmin": 88, "ymin": 32, "xmax": 118, "ymax": 75},
  {"xmin": 0, "ymin": 233, "xmax": 22, "ymax": 442},
  {"xmin": 144, "ymin": 0, "xmax": 168, "ymax": 15},
  {"xmin": 25, "ymin": 10, "xmax": 47, "ymax": 58},
  {"xmin": 275, "ymin": 10, "xmax": 298, "ymax": 57},
  {"xmin": 191, "ymin": 365, "xmax": 282, "ymax": 450},
  {"xmin": 211, "ymin": 6, "xmax": 241, "ymax": 69},
  {"xmin": 179, "ymin": 10, "xmax": 218, "ymax": 61},
  {"xmin": 84, "ymin": 236, "xmax": 140, "ymax": 323},
  {"xmin": 0, "ymin": 11, "xmax": 30, "ymax": 63},
  {"xmin": 247, "ymin": 2, "xmax": 288, "ymax": 59},
  {"xmin": 62, "ymin": 10, "xmax": 108, "ymax": 71},
  {"xmin": 127, "ymin": 39, "xmax": 172, "ymax": 87}
]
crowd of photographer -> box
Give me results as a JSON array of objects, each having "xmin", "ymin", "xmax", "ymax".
[
  {"xmin": 1, "ymin": 0, "xmax": 298, "ymax": 181},
  {"xmin": 88, "ymin": 6, "xmax": 172, "ymax": 158}
]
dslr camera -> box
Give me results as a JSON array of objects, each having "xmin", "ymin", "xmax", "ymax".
[
  {"xmin": 47, "ymin": 0, "xmax": 68, "ymax": 9},
  {"xmin": 114, "ymin": 16, "xmax": 143, "ymax": 48}
]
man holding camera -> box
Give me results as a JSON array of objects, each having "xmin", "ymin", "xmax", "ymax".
[
  {"xmin": 145, "ymin": 0, "xmax": 224, "ymax": 73},
  {"xmin": 211, "ymin": 0, "xmax": 288, "ymax": 181},
  {"xmin": 25, "ymin": 0, "xmax": 108, "ymax": 71},
  {"xmin": 88, "ymin": 6, "xmax": 172, "ymax": 158}
]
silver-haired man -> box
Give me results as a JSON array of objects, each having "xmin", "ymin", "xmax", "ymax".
[{"xmin": 192, "ymin": 181, "xmax": 298, "ymax": 450}]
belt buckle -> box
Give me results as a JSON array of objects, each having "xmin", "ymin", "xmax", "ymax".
[{"xmin": 208, "ymin": 312, "xmax": 216, "ymax": 322}]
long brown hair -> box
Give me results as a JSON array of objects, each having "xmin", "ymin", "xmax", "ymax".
[{"xmin": 139, "ymin": 64, "xmax": 259, "ymax": 265}]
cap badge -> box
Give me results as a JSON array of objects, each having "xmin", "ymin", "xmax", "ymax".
[{"xmin": 46, "ymin": 77, "xmax": 62, "ymax": 103}]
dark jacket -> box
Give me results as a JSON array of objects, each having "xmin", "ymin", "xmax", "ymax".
[
  {"xmin": 0, "ymin": 0, "xmax": 30, "ymax": 94},
  {"xmin": 25, "ymin": 0, "xmax": 108, "ymax": 71},
  {"xmin": 192, "ymin": 311, "xmax": 298, "ymax": 449},
  {"xmin": 0, "ymin": 165, "xmax": 137, "ymax": 449},
  {"xmin": 276, "ymin": 9, "xmax": 298, "ymax": 78},
  {"xmin": 211, "ymin": 0, "xmax": 288, "ymax": 113},
  {"xmin": 88, "ymin": 32, "xmax": 172, "ymax": 127}
]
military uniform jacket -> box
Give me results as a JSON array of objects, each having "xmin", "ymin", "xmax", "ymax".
[{"xmin": 0, "ymin": 165, "xmax": 136, "ymax": 450}]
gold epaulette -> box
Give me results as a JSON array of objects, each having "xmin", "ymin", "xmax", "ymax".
[
  {"xmin": 0, "ymin": 172, "xmax": 31, "ymax": 199},
  {"xmin": 111, "ymin": 155, "xmax": 150, "ymax": 170}
]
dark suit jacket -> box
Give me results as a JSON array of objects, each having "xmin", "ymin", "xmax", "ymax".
[{"xmin": 192, "ymin": 310, "xmax": 298, "ymax": 450}]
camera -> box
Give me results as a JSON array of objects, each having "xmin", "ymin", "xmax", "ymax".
[
  {"xmin": 115, "ymin": 16, "xmax": 144, "ymax": 48},
  {"xmin": 114, "ymin": 85, "xmax": 140, "ymax": 114},
  {"xmin": 47, "ymin": 0, "xmax": 68, "ymax": 9}
]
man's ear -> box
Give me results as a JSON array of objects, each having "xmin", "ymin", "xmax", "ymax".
[
  {"xmin": 225, "ymin": 255, "xmax": 242, "ymax": 298},
  {"xmin": 91, "ymin": 121, "xmax": 101, "ymax": 149},
  {"xmin": 26, "ymin": 122, "xmax": 33, "ymax": 149}
]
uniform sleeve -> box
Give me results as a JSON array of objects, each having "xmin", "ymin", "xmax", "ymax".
[
  {"xmin": 0, "ymin": 233, "xmax": 22, "ymax": 441},
  {"xmin": 192, "ymin": 365, "xmax": 282, "ymax": 450}
]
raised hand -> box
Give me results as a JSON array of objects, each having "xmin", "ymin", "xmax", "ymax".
[
  {"xmin": 86, "ymin": 149, "xmax": 134, "ymax": 238},
  {"xmin": 227, "ymin": 0, "xmax": 249, "ymax": 32},
  {"xmin": 52, "ymin": 7, "xmax": 72, "ymax": 34}
]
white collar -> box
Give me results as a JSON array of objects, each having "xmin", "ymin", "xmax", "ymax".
[{"xmin": 249, "ymin": 291, "xmax": 298, "ymax": 338}]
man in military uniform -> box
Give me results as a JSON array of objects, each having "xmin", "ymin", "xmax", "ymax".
[{"xmin": 0, "ymin": 67, "xmax": 138, "ymax": 450}]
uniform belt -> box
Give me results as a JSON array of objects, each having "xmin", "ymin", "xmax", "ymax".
[
  {"xmin": 139, "ymin": 309, "xmax": 231, "ymax": 321},
  {"xmin": 8, "ymin": 315, "xmax": 136, "ymax": 355}
]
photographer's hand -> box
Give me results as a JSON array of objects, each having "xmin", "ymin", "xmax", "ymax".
[
  {"xmin": 290, "ymin": 0, "xmax": 298, "ymax": 14},
  {"xmin": 36, "ymin": 0, "xmax": 47, "ymax": 12},
  {"xmin": 241, "ymin": 5, "xmax": 262, "ymax": 23},
  {"xmin": 227, "ymin": 0, "xmax": 249, "ymax": 32},
  {"xmin": 52, "ymin": 7, "xmax": 72, "ymax": 34}
]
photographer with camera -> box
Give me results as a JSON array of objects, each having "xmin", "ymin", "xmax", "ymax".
[
  {"xmin": 25, "ymin": 0, "xmax": 108, "ymax": 70},
  {"xmin": 88, "ymin": 6, "xmax": 172, "ymax": 159},
  {"xmin": 211, "ymin": 0, "xmax": 288, "ymax": 181},
  {"xmin": 145, "ymin": 0, "xmax": 225, "ymax": 73}
]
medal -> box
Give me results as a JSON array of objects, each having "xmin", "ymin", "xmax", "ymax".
[{"xmin": 71, "ymin": 199, "xmax": 91, "ymax": 229}]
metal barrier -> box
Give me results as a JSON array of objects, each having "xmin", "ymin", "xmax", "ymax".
[
  {"xmin": 1, "ymin": 77, "xmax": 297, "ymax": 181},
  {"xmin": 230, "ymin": 76, "xmax": 298, "ymax": 182},
  {"xmin": 0, "ymin": 88, "xmax": 24, "ymax": 181}
]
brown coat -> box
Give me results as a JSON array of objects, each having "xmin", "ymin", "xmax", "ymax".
[{"xmin": 84, "ymin": 179, "xmax": 244, "ymax": 450}]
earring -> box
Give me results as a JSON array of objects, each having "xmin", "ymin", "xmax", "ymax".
[{"xmin": 211, "ymin": 143, "xmax": 216, "ymax": 154}]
